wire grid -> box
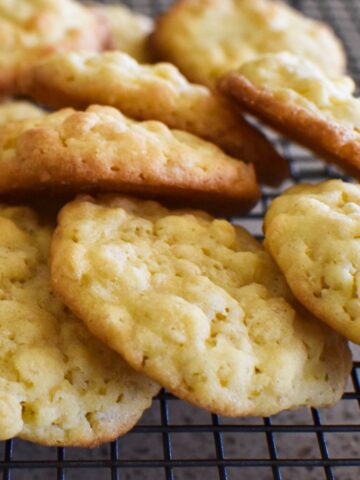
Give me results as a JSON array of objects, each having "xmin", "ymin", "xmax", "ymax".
[{"xmin": 1, "ymin": 1, "xmax": 360, "ymax": 479}]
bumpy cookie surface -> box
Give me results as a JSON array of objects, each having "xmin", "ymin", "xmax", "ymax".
[
  {"xmin": 50, "ymin": 195, "xmax": 351, "ymax": 417},
  {"xmin": 152, "ymin": 0, "xmax": 345, "ymax": 87},
  {"xmin": 218, "ymin": 53, "xmax": 360, "ymax": 178},
  {"xmin": 264, "ymin": 180, "xmax": 360, "ymax": 344},
  {"xmin": 93, "ymin": 4, "xmax": 153, "ymax": 62},
  {"xmin": 0, "ymin": 0, "xmax": 109, "ymax": 95},
  {"xmin": 0, "ymin": 205, "xmax": 159, "ymax": 446},
  {"xmin": 0, "ymin": 100, "xmax": 45, "ymax": 126},
  {"xmin": 0, "ymin": 105, "xmax": 259, "ymax": 213},
  {"xmin": 21, "ymin": 51, "xmax": 288, "ymax": 185}
]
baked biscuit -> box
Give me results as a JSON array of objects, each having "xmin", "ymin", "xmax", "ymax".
[
  {"xmin": 92, "ymin": 4, "xmax": 153, "ymax": 62},
  {"xmin": 264, "ymin": 180, "xmax": 360, "ymax": 345},
  {"xmin": 21, "ymin": 51, "xmax": 288, "ymax": 185},
  {"xmin": 151, "ymin": 0, "xmax": 345, "ymax": 87},
  {"xmin": 50, "ymin": 195, "xmax": 351, "ymax": 417},
  {"xmin": 0, "ymin": 105, "xmax": 259, "ymax": 214},
  {"xmin": 0, "ymin": 100, "xmax": 45, "ymax": 126},
  {"xmin": 0, "ymin": 0, "xmax": 109, "ymax": 95},
  {"xmin": 0, "ymin": 205, "xmax": 159, "ymax": 446},
  {"xmin": 218, "ymin": 53, "xmax": 360, "ymax": 179}
]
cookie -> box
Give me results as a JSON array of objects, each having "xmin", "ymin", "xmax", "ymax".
[
  {"xmin": 0, "ymin": 205, "xmax": 159, "ymax": 446},
  {"xmin": 20, "ymin": 51, "xmax": 288, "ymax": 185},
  {"xmin": 0, "ymin": 100, "xmax": 45, "ymax": 126},
  {"xmin": 151, "ymin": 0, "xmax": 345, "ymax": 87},
  {"xmin": 264, "ymin": 179, "xmax": 360, "ymax": 345},
  {"xmin": 0, "ymin": 105, "xmax": 259, "ymax": 214},
  {"xmin": 218, "ymin": 53, "xmax": 360, "ymax": 179},
  {"xmin": 50, "ymin": 195, "xmax": 351, "ymax": 417},
  {"xmin": 0, "ymin": 0, "xmax": 109, "ymax": 95},
  {"xmin": 92, "ymin": 4, "xmax": 153, "ymax": 62}
]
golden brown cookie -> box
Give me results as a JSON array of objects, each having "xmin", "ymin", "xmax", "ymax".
[
  {"xmin": 0, "ymin": 204, "xmax": 159, "ymax": 446},
  {"xmin": 0, "ymin": 0, "xmax": 109, "ymax": 95},
  {"xmin": 50, "ymin": 194, "xmax": 351, "ymax": 417},
  {"xmin": 151, "ymin": 0, "xmax": 345, "ymax": 87},
  {"xmin": 20, "ymin": 51, "xmax": 288, "ymax": 185},
  {"xmin": 92, "ymin": 4, "xmax": 153, "ymax": 62},
  {"xmin": 218, "ymin": 53, "xmax": 360, "ymax": 179},
  {"xmin": 0, "ymin": 105, "xmax": 259, "ymax": 214},
  {"xmin": 264, "ymin": 179, "xmax": 360, "ymax": 345}
]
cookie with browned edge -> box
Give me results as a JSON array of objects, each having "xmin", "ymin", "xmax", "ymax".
[
  {"xmin": 264, "ymin": 180, "xmax": 360, "ymax": 345},
  {"xmin": 20, "ymin": 51, "xmax": 288, "ymax": 185},
  {"xmin": 50, "ymin": 194, "xmax": 351, "ymax": 417},
  {"xmin": 0, "ymin": 105, "xmax": 259, "ymax": 214},
  {"xmin": 0, "ymin": 204, "xmax": 159, "ymax": 446},
  {"xmin": 218, "ymin": 53, "xmax": 360, "ymax": 179}
]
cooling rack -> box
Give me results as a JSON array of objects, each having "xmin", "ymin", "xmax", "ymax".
[{"xmin": 1, "ymin": 1, "xmax": 360, "ymax": 479}]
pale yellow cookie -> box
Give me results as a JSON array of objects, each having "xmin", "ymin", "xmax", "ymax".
[
  {"xmin": 151, "ymin": 0, "xmax": 345, "ymax": 87},
  {"xmin": 50, "ymin": 195, "xmax": 351, "ymax": 417},
  {"xmin": 20, "ymin": 51, "xmax": 288, "ymax": 185},
  {"xmin": 0, "ymin": 100, "xmax": 45, "ymax": 126},
  {"xmin": 264, "ymin": 179, "xmax": 360, "ymax": 345},
  {"xmin": 92, "ymin": 4, "xmax": 153, "ymax": 62},
  {"xmin": 218, "ymin": 53, "xmax": 360, "ymax": 179},
  {"xmin": 0, "ymin": 105, "xmax": 259, "ymax": 214},
  {"xmin": 0, "ymin": 205, "xmax": 159, "ymax": 446},
  {"xmin": 0, "ymin": 0, "xmax": 109, "ymax": 95}
]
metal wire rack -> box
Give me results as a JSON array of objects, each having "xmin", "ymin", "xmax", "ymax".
[{"xmin": 2, "ymin": 0, "xmax": 360, "ymax": 479}]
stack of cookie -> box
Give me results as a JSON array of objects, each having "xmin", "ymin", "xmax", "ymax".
[{"xmin": 0, "ymin": 0, "xmax": 357, "ymax": 449}]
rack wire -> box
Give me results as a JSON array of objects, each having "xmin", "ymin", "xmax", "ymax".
[{"xmin": 2, "ymin": 0, "xmax": 360, "ymax": 479}]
